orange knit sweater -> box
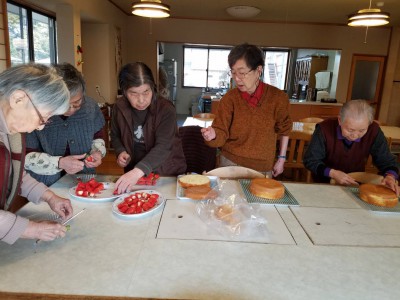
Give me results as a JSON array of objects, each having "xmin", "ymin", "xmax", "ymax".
[{"xmin": 206, "ymin": 83, "xmax": 292, "ymax": 171}]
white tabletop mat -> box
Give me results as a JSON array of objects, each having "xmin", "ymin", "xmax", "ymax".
[
  {"xmin": 291, "ymin": 206, "xmax": 400, "ymax": 247},
  {"xmin": 157, "ymin": 200, "xmax": 296, "ymax": 245}
]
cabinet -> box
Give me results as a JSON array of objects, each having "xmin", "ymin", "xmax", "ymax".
[
  {"xmin": 292, "ymin": 56, "xmax": 328, "ymax": 100},
  {"xmin": 290, "ymin": 103, "xmax": 341, "ymax": 121}
]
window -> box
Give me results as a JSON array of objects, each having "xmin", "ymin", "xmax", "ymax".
[
  {"xmin": 183, "ymin": 45, "xmax": 290, "ymax": 90},
  {"xmin": 183, "ymin": 46, "xmax": 231, "ymax": 89},
  {"xmin": 7, "ymin": 1, "xmax": 57, "ymax": 66},
  {"xmin": 263, "ymin": 50, "xmax": 290, "ymax": 91}
]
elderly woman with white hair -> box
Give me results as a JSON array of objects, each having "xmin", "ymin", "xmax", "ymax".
[
  {"xmin": 0, "ymin": 63, "xmax": 73, "ymax": 245},
  {"xmin": 304, "ymin": 100, "xmax": 399, "ymax": 195}
]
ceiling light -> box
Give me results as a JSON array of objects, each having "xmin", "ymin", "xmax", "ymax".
[
  {"xmin": 348, "ymin": 1, "xmax": 390, "ymax": 26},
  {"xmin": 226, "ymin": 6, "xmax": 261, "ymax": 19},
  {"xmin": 132, "ymin": 0, "xmax": 170, "ymax": 18}
]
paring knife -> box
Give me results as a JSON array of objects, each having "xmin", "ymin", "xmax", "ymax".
[
  {"xmin": 62, "ymin": 208, "xmax": 86, "ymax": 225},
  {"xmin": 35, "ymin": 208, "xmax": 86, "ymax": 244}
]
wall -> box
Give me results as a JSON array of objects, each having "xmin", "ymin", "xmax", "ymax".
[
  {"xmin": 380, "ymin": 27, "xmax": 400, "ymax": 125},
  {"xmin": 27, "ymin": 0, "xmax": 128, "ymax": 104},
  {"xmin": 126, "ymin": 17, "xmax": 400, "ymax": 124},
  {"xmin": 82, "ymin": 23, "xmax": 112, "ymax": 104}
]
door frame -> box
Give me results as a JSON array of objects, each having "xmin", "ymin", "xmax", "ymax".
[{"xmin": 346, "ymin": 54, "xmax": 386, "ymax": 118}]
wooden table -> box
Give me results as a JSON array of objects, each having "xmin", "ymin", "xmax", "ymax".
[
  {"xmin": 182, "ymin": 116, "xmax": 213, "ymax": 127},
  {"xmin": 381, "ymin": 126, "xmax": 400, "ymax": 143},
  {"xmin": 1, "ymin": 175, "xmax": 400, "ymax": 299},
  {"xmin": 292, "ymin": 122, "xmax": 400, "ymax": 143}
]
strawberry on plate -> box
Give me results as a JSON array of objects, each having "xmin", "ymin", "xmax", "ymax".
[
  {"xmin": 136, "ymin": 173, "xmax": 160, "ymax": 186},
  {"xmin": 112, "ymin": 190, "xmax": 165, "ymax": 220},
  {"xmin": 70, "ymin": 179, "xmax": 118, "ymax": 203}
]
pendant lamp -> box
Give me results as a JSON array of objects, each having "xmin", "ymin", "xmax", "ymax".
[
  {"xmin": 132, "ymin": 0, "xmax": 170, "ymax": 18},
  {"xmin": 348, "ymin": 1, "xmax": 389, "ymax": 26}
]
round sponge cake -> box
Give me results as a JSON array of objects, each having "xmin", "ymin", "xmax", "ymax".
[
  {"xmin": 249, "ymin": 178, "xmax": 285, "ymax": 200},
  {"xmin": 178, "ymin": 174, "xmax": 210, "ymax": 188},
  {"xmin": 184, "ymin": 186, "xmax": 215, "ymax": 200},
  {"xmin": 359, "ymin": 183, "xmax": 398, "ymax": 207}
]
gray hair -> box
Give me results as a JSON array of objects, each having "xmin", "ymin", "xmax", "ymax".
[
  {"xmin": 54, "ymin": 62, "xmax": 86, "ymax": 97},
  {"xmin": 340, "ymin": 100, "xmax": 374, "ymax": 124},
  {"xmin": 0, "ymin": 63, "xmax": 70, "ymax": 115}
]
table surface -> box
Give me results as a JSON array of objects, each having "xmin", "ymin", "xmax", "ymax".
[{"xmin": 1, "ymin": 175, "xmax": 400, "ymax": 300}]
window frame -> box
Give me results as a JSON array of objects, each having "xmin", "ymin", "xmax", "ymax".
[
  {"xmin": 182, "ymin": 45, "xmax": 291, "ymax": 91},
  {"xmin": 7, "ymin": 0, "xmax": 57, "ymax": 65},
  {"xmin": 262, "ymin": 48, "xmax": 291, "ymax": 91},
  {"xmin": 183, "ymin": 45, "xmax": 232, "ymax": 89}
]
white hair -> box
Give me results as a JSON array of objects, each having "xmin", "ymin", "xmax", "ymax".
[
  {"xmin": 340, "ymin": 100, "xmax": 374, "ymax": 124},
  {"xmin": 0, "ymin": 63, "xmax": 70, "ymax": 115}
]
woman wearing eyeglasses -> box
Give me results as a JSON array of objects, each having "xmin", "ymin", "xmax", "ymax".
[
  {"xmin": 201, "ymin": 43, "xmax": 292, "ymax": 177},
  {"xmin": 24, "ymin": 63, "xmax": 106, "ymax": 186},
  {"xmin": 0, "ymin": 63, "xmax": 73, "ymax": 245},
  {"xmin": 111, "ymin": 62, "xmax": 186, "ymax": 194}
]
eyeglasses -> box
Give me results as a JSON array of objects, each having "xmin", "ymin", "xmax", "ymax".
[
  {"xmin": 26, "ymin": 93, "xmax": 51, "ymax": 126},
  {"xmin": 228, "ymin": 69, "xmax": 254, "ymax": 79}
]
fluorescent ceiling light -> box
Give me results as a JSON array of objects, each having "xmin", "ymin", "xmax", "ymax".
[
  {"xmin": 348, "ymin": 1, "xmax": 390, "ymax": 27},
  {"xmin": 132, "ymin": 0, "xmax": 170, "ymax": 18}
]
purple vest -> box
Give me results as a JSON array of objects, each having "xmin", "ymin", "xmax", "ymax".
[{"xmin": 319, "ymin": 119, "xmax": 379, "ymax": 173}]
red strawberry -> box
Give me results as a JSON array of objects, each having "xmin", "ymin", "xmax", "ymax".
[
  {"xmin": 118, "ymin": 204, "xmax": 129, "ymax": 213},
  {"xmin": 126, "ymin": 207, "xmax": 135, "ymax": 214}
]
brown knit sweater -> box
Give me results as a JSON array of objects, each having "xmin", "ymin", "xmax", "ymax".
[{"xmin": 206, "ymin": 83, "xmax": 292, "ymax": 171}]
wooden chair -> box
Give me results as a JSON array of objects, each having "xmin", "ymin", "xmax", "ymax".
[
  {"xmin": 178, "ymin": 125, "xmax": 216, "ymax": 174},
  {"xmin": 284, "ymin": 131, "xmax": 312, "ymax": 182},
  {"xmin": 299, "ymin": 117, "xmax": 324, "ymax": 123}
]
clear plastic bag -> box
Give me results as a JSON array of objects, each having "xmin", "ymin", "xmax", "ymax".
[{"xmin": 196, "ymin": 180, "xmax": 268, "ymax": 239}]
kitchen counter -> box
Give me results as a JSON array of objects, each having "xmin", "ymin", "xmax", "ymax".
[
  {"xmin": 1, "ymin": 175, "xmax": 400, "ymax": 300},
  {"xmin": 289, "ymin": 100, "xmax": 343, "ymax": 106}
]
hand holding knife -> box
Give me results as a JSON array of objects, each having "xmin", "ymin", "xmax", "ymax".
[{"xmin": 35, "ymin": 208, "xmax": 86, "ymax": 245}]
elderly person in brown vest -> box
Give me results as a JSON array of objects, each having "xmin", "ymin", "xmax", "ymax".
[
  {"xmin": 304, "ymin": 100, "xmax": 399, "ymax": 195},
  {"xmin": 0, "ymin": 63, "xmax": 73, "ymax": 245}
]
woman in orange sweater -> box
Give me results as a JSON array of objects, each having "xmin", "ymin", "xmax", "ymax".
[{"xmin": 202, "ymin": 43, "xmax": 292, "ymax": 177}]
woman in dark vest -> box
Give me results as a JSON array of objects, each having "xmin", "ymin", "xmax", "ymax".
[
  {"xmin": 111, "ymin": 62, "xmax": 186, "ymax": 194},
  {"xmin": 0, "ymin": 63, "xmax": 73, "ymax": 245},
  {"xmin": 304, "ymin": 100, "xmax": 399, "ymax": 196},
  {"xmin": 25, "ymin": 63, "xmax": 106, "ymax": 186}
]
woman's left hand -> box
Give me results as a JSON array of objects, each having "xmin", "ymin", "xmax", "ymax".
[
  {"xmin": 272, "ymin": 158, "xmax": 285, "ymax": 177},
  {"xmin": 84, "ymin": 151, "xmax": 102, "ymax": 168},
  {"xmin": 42, "ymin": 190, "xmax": 73, "ymax": 221}
]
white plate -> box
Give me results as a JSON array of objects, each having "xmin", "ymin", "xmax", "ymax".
[
  {"xmin": 176, "ymin": 175, "xmax": 219, "ymax": 201},
  {"xmin": 112, "ymin": 190, "xmax": 165, "ymax": 220},
  {"xmin": 69, "ymin": 182, "xmax": 119, "ymax": 202}
]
